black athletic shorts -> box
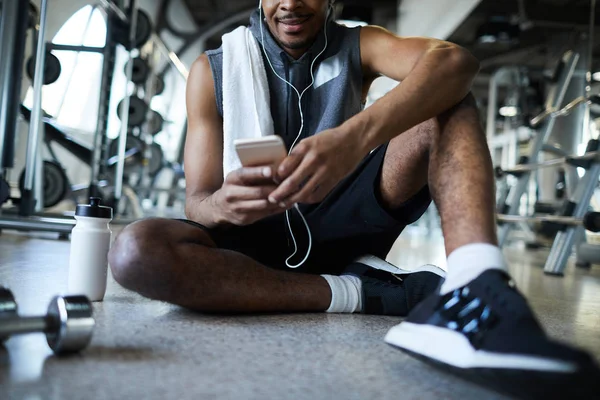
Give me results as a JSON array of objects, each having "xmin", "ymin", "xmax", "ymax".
[{"xmin": 182, "ymin": 144, "xmax": 432, "ymax": 276}]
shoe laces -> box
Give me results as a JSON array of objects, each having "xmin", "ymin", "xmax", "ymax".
[{"xmin": 437, "ymin": 278, "xmax": 519, "ymax": 348}]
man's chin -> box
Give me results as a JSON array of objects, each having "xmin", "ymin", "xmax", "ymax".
[
  {"xmin": 284, "ymin": 42, "xmax": 310, "ymax": 51},
  {"xmin": 280, "ymin": 37, "xmax": 313, "ymax": 51}
]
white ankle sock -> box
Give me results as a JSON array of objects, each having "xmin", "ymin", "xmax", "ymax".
[
  {"xmin": 441, "ymin": 243, "xmax": 508, "ymax": 295},
  {"xmin": 321, "ymin": 275, "xmax": 363, "ymax": 313}
]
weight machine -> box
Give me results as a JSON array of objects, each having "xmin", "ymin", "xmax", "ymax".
[
  {"xmin": 0, "ymin": 0, "xmax": 187, "ymax": 234},
  {"xmin": 493, "ymin": 0, "xmax": 600, "ymax": 275}
]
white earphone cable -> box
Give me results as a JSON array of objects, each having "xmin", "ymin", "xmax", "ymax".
[{"xmin": 258, "ymin": 4, "xmax": 330, "ymax": 268}]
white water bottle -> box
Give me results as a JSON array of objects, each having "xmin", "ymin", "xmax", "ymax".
[{"xmin": 68, "ymin": 197, "xmax": 113, "ymax": 302}]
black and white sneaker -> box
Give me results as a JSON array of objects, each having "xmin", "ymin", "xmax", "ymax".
[
  {"xmin": 343, "ymin": 255, "xmax": 446, "ymax": 316},
  {"xmin": 384, "ymin": 269, "xmax": 600, "ymax": 399}
]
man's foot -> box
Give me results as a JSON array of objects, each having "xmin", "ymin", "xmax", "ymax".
[
  {"xmin": 384, "ymin": 269, "xmax": 600, "ymax": 399},
  {"xmin": 343, "ymin": 255, "xmax": 445, "ymax": 316}
]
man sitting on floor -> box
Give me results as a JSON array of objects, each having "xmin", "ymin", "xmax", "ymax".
[{"xmin": 109, "ymin": 0, "xmax": 599, "ymax": 397}]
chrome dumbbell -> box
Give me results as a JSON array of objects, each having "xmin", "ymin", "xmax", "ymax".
[{"xmin": 0, "ymin": 287, "xmax": 95, "ymax": 354}]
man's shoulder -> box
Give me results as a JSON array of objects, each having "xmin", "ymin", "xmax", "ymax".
[
  {"xmin": 205, "ymin": 46, "xmax": 223, "ymax": 57},
  {"xmin": 328, "ymin": 22, "xmax": 362, "ymax": 53},
  {"xmin": 204, "ymin": 46, "xmax": 224, "ymax": 75},
  {"xmin": 331, "ymin": 22, "xmax": 362, "ymax": 37}
]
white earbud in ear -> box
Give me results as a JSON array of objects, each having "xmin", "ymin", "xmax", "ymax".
[{"xmin": 259, "ymin": 0, "xmax": 262, "ymax": 9}]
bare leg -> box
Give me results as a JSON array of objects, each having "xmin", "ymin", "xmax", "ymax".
[
  {"xmin": 109, "ymin": 219, "xmax": 331, "ymax": 313},
  {"xmin": 110, "ymin": 96, "xmax": 494, "ymax": 312},
  {"xmin": 378, "ymin": 94, "xmax": 497, "ymax": 255}
]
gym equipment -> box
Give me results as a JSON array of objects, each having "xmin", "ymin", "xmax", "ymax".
[
  {"xmin": 1, "ymin": 19, "xmax": 78, "ymax": 226},
  {"xmin": 117, "ymin": 96, "xmax": 149, "ymax": 127},
  {"xmin": 495, "ymin": 150, "xmax": 600, "ymax": 178},
  {"xmin": 1, "ymin": 0, "xmax": 30, "ymax": 172},
  {"xmin": 1, "ymin": 0, "xmax": 185, "ymax": 225},
  {"xmin": 20, "ymin": 105, "xmax": 141, "ymax": 170},
  {"xmin": 492, "ymin": 13, "xmax": 600, "ymax": 275},
  {"xmin": 125, "ymin": 57, "xmax": 149, "ymax": 85},
  {"xmin": 576, "ymin": 243, "xmax": 600, "ymax": 267},
  {"xmin": 497, "ymin": 51, "xmax": 579, "ymax": 243},
  {"xmin": 18, "ymin": 160, "xmax": 69, "ymax": 209},
  {"xmin": 0, "ymin": 178, "xmax": 10, "ymax": 205},
  {"xmin": 107, "ymin": 136, "xmax": 145, "ymax": 172},
  {"xmin": 113, "ymin": 0, "xmax": 142, "ymax": 213},
  {"xmin": 0, "ymin": 287, "xmax": 19, "ymax": 321},
  {"xmin": 18, "ymin": 106, "xmax": 147, "ymax": 210},
  {"xmin": 111, "ymin": 8, "xmax": 152, "ymax": 50},
  {"xmin": 21, "ymin": 106, "xmax": 148, "ymax": 174},
  {"xmin": 19, "ymin": 0, "xmax": 50, "ymax": 216},
  {"xmin": 0, "ymin": 287, "xmax": 94, "ymax": 354},
  {"xmin": 0, "ymin": 215, "xmax": 75, "ymax": 234},
  {"xmin": 152, "ymin": 75, "xmax": 165, "ymax": 96},
  {"xmin": 530, "ymin": 94, "xmax": 600, "ymax": 127},
  {"xmin": 497, "ymin": 138, "xmax": 600, "ymax": 275},
  {"xmin": 497, "ymin": 212, "xmax": 600, "ymax": 233},
  {"xmin": 147, "ymin": 110, "xmax": 164, "ymax": 136},
  {"xmin": 25, "ymin": 52, "xmax": 62, "ymax": 85},
  {"xmin": 147, "ymin": 143, "xmax": 165, "ymax": 176}
]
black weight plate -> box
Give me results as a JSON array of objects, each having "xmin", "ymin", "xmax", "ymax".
[
  {"xmin": 147, "ymin": 111, "xmax": 164, "ymax": 136},
  {"xmin": 0, "ymin": 178, "xmax": 9, "ymax": 205},
  {"xmin": 126, "ymin": 57, "xmax": 150, "ymax": 85},
  {"xmin": 135, "ymin": 10, "xmax": 152, "ymax": 49},
  {"xmin": 112, "ymin": 9, "xmax": 152, "ymax": 50},
  {"xmin": 26, "ymin": 52, "xmax": 62, "ymax": 85},
  {"xmin": 28, "ymin": 2, "xmax": 39, "ymax": 29},
  {"xmin": 43, "ymin": 160, "xmax": 69, "ymax": 208},
  {"xmin": 18, "ymin": 160, "xmax": 68, "ymax": 208},
  {"xmin": 147, "ymin": 143, "xmax": 164, "ymax": 175},
  {"xmin": 591, "ymin": 105, "xmax": 600, "ymax": 115},
  {"xmin": 152, "ymin": 76, "xmax": 165, "ymax": 96},
  {"xmin": 117, "ymin": 96, "xmax": 148, "ymax": 127},
  {"xmin": 0, "ymin": 287, "xmax": 18, "ymax": 343},
  {"xmin": 107, "ymin": 136, "xmax": 145, "ymax": 173}
]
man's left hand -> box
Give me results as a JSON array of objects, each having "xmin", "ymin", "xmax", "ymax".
[{"xmin": 268, "ymin": 128, "xmax": 367, "ymax": 207}]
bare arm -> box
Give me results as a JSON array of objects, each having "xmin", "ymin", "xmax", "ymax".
[
  {"xmin": 348, "ymin": 25, "xmax": 480, "ymax": 152},
  {"xmin": 184, "ymin": 55, "xmax": 287, "ymax": 227},
  {"xmin": 184, "ymin": 55, "xmax": 225, "ymax": 227},
  {"xmin": 269, "ymin": 26, "xmax": 480, "ymax": 205}
]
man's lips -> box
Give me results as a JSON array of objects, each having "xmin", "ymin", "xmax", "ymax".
[{"xmin": 278, "ymin": 16, "xmax": 312, "ymax": 33}]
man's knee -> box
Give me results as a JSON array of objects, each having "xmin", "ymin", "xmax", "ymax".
[
  {"xmin": 437, "ymin": 92, "xmax": 482, "ymax": 129},
  {"xmin": 109, "ymin": 219, "xmax": 170, "ymax": 290}
]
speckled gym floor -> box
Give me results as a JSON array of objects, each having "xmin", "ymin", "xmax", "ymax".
[{"xmin": 1, "ymin": 228, "xmax": 599, "ymax": 400}]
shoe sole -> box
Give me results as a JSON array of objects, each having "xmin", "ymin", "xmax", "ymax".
[
  {"xmin": 354, "ymin": 255, "xmax": 446, "ymax": 278},
  {"xmin": 385, "ymin": 322, "xmax": 575, "ymax": 371},
  {"xmin": 385, "ymin": 322, "xmax": 597, "ymax": 399}
]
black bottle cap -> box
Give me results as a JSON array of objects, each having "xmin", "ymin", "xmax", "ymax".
[{"xmin": 75, "ymin": 197, "xmax": 113, "ymax": 219}]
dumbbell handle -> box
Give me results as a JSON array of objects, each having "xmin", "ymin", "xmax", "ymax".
[{"xmin": 0, "ymin": 315, "xmax": 53, "ymax": 337}]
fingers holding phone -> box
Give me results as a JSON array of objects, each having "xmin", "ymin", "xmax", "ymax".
[{"xmin": 215, "ymin": 136, "xmax": 290, "ymax": 226}]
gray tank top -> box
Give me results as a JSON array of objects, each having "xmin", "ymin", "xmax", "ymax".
[{"xmin": 206, "ymin": 10, "xmax": 364, "ymax": 150}]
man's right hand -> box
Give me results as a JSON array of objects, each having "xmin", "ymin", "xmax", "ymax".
[{"xmin": 213, "ymin": 166, "xmax": 289, "ymax": 226}]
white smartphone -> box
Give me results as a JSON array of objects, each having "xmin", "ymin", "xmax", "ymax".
[{"xmin": 234, "ymin": 136, "xmax": 288, "ymax": 168}]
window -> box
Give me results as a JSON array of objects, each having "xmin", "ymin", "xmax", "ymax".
[{"xmin": 24, "ymin": 5, "xmax": 107, "ymax": 134}]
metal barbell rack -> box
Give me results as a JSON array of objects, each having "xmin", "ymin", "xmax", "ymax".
[
  {"xmin": 496, "ymin": 150, "xmax": 600, "ymax": 177},
  {"xmin": 494, "ymin": 22, "xmax": 600, "ymax": 275},
  {"xmin": 497, "ymin": 50, "xmax": 580, "ymax": 246},
  {"xmin": 497, "ymin": 212, "xmax": 600, "ymax": 233},
  {"xmin": 497, "ymin": 137, "xmax": 600, "ymax": 275},
  {"xmin": 530, "ymin": 93, "xmax": 600, "ymax": 128}
]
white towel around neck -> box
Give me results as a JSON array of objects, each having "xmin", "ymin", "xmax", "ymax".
[{"xmin": 222, "ymin": 26, "xmax": 275, "ymax": 178}]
